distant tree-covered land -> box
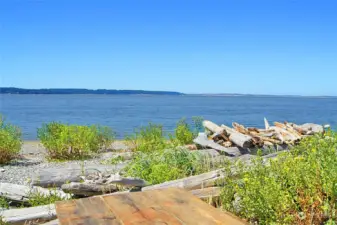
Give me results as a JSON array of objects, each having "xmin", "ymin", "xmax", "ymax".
[{"xmin": 0, "ymin": 87, "xmax": 183, "ymax": 95}]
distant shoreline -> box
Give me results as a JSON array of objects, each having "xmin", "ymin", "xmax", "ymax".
[
  {"xmin": 0, "ymin": 87, "xmax": 336, "ymax": 98},
  {"xmin": 0, "ymin": 87, "xmax": 183, "ymax": 96}
]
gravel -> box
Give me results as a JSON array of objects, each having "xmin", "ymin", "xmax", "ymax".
[{"xmin": 0, "ymin": 141, "xmax": 130, "ymax": 185}]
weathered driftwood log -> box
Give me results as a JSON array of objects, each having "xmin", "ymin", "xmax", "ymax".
[
  {"xmin": 32, "ymin": 164, "xmax": 126, "ymax": 187},
  {"xmin": 203, "ymin": 120, "xmax": 225, "ymax": 134},
  {"xmin": 300, "ymin": 123, "xmax": 324, "ymax": 134},
  {"xmin": 81, "ymin": 174, "xmax": 148, "ymax": 187},
  {"xmin": 0, "ymin": 183, "xmax": 70, "ymax": 203},
  {"xmin": 61, "ymin": 182, "xmax": 118, "ymax": 196},
  {"xmin": 274, "ymin": 122, "xmax": 301, "ymax": 140},
  {"xmin": 193, "ymin": 133, "xmax": 242, "ymax": 156},
  {"xmin": 142, "ymin": 169, "xmax": 223, "ymax": 191},
  {"xmin": 1, "ymin": 204, "xmax": 56, "ymax": 225},
  {"xmin": 232, "ymin": 122, "xmax": 249, "ymax": 135},
  {"xmin": 221, "ymin": 125, "xmax": 253, "ymax": 148}
]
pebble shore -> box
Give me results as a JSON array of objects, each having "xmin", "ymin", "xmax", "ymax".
[{"xmin": 0, "ymin": 141, "xmax": 129, "ymax": 185}]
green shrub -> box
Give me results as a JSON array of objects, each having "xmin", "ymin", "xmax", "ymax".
[
  {"xmin": 27, "ymin": 189, "xmax": 68, "ymax": 207},
  {"xmin": 0, "ymin": 115, "xmax": 22, "ymax": 164},
  {"xmin": 124, "ymin": 148, "xmax": 203, "ymax": 184},
  {"xmin": 38, "ymin": 122, "xmax": 114, "ymax": 160},
  {"xmin": 0, "ymin": 197, "xmax": 9, "ymax": 210},
  {"xmin": 170, "ymin": 117, "xmax": 204, "ymax": 146},
  {"xmin": 170, "ymin": 118, "xmax": 194, "ymax": 145},
  {"xmin": 220, "ymin": 131, "xmax": 337, "ymax": 225},
  {"xmin": 127, "ymin": 123, "xmax": 168, "ymax": 153}
]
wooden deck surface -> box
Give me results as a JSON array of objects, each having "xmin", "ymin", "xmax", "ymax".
[{"xmin": 55, "ymin": 188, "xmax": 248, "ymax": 225}]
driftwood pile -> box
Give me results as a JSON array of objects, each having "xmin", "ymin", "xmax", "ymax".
[{"xmin": 194, "ymin": 119, "xmax": 324, "ymax": 156}]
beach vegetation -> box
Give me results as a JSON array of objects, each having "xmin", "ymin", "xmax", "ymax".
[
  {"xmin": 127, "ymin": 123, "xmax": 168, "ymax": 153},
  {"xmin": 37, "ymin": 122, "xmax": 114, "ymax": 160},
  {"xmin": 27, "ymin": 189, "xmax": 69, "ymax": 207},
  {"xmin": 0, "ymin": 115, "xmax": 22, "ymax": 164},
  {"xmin": 124, "ymin": 147, "xmax": 209, "ymax": 185},
  {"xmin": 220, "ymin": 130, "xmax": 337, "ymax": 225}
]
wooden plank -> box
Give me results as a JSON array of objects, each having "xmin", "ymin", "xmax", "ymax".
[
  {"xmin": 41, "ymin": 219, "xmax": 59, "ymax": 225},
  {"xmin": 56, "ymin": 197, "xmax": 121, "ymax": 225},
  {"xmin": 190, "ymin": 187, "xmax": 221, "ymax": 199},
  {"xmin": 56, "ymin": 188, "xmax": 247, "ymax": 225},
  {"xmin": 102, "ymin": 191, "xmax": 184, "ymax": 224}
]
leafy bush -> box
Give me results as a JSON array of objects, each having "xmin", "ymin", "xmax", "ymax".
[
  {"xmin": 124, "ymin": 148, "xmax": 205, "ymax": 184},
  {"xmin": 38, "ymin": 122, "xmax": 114, "ymax": 160},
  {"xmin": 220, "ymin": 131, "xmax": 337, "ymax": 225},
  {"xmin": 127, "ymin": 123, "xmax": 168, "ymax": 153},
  {"xmin": 0, "ymin": 197, "xmax": 9, "ymax": 210},
  {"xmin": 0, "ymin": 116, "xmax": 22, "ymax": 164},
  {"xmin": 170, "ymin": 117, "xmax": 204, "ymax": 146}
]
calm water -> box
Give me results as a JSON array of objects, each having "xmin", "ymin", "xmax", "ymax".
[{"xmin": 1, "ymin": 94, "xmax": 336, "ymax": 140}]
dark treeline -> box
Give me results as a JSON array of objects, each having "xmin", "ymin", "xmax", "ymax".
[{"xmin": 0, "ymin": 87, "xmax": 183, "ymax": 95}]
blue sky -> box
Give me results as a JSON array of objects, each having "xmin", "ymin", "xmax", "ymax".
[{"xmin": 0, "ymin": 0, "xmax": 336, "ymax": 96}]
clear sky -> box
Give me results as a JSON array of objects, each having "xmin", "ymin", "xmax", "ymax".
[{"xmin": 1, "ymin": 0, "xmax": 336, "ymax": 96}]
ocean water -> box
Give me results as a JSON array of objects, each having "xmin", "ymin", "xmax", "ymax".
[{"xmin": 1, "ymin": 94, "xmax": 336, "ymax": 140}]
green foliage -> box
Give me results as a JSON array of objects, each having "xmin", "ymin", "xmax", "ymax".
[
  {"xmin": 0, "ymin": 115, "xmax": 22, "ymax": 164},
  {"xmin": 170, "ymin": 118, "xmax": 194, "ymax": 145},
  {"xmin": 124, "ymin": 117, "xmax": 212, "ymax": 185},
  {"xmin": 220, "ymin": 131, "xmax": 337, "ymax": 225},
  {"xmin": 0, "ymin": 197, "xmax": 9, "ymax": 210},
  {"xmin": 127, "ymin": 123, "xmax": 168, "ymax": 153},
  {"xmin": 27, "ymin": 189, "xmax": 68, "ymax": 207},
  {"xmin": 124, "ymin": 148, "xmax": 203, "ymax": 185},
  {"xmin": 170, "ymin": 117, "xmax": 204, "ymax": 146},
  {"xmin": 38, "ymin": 122, "xmax": 114, "ymax": 160}
]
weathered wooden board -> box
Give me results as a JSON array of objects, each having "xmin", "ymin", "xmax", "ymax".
[
  {"xmin": 1, "ymin": 204, "xmax": 56, "ymax": 225},
  {"xmin": 56, "ymin": 188, "xmax": 248, "ymax": 225}
]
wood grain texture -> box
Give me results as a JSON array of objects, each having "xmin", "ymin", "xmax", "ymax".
[{"xmin": 56, "ymin": 188, "xmax": 248, "ymax": 225}]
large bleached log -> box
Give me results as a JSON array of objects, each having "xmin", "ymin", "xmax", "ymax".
[
  {"xmin": 274, "ymin": 122, "xmax": 301, "ymax": 139},
  {"xmin": 32, "ymin": 164, "xmax": 126, "ymax": 188},
  {"xmin": 61, "ymin": 182, "xmax": 118, "ymax": 196},
  {"xmin": 202, "ymin": 120, "xmax": 225, "ymax": 134},
  {"xmin": 300, "ymin": 123, "xmax": 324, "ymax": 134},
  {"xmin": 142, "ymin": 169, "xmax": 224, "ymax": 191},
  {"xmin": 0, "ymin": 183, "xmax": 70, "ymax": 203},
  {"xmin": 193, "ymin": 133, "xmax": 242, "ymax": 156},
  {"xmin": 221, "ymin": 125, "xmax": 253, "ymax": 148},
  {"xmin": 1, "ymin": 204, "xmax": 56, "ymax": 225}
]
